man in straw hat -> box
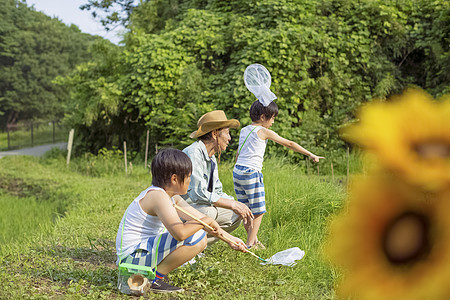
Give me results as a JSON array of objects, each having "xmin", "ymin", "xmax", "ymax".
[{"xmin": 182, "ymin": 110, "xmax": 254, "ymax": 245}]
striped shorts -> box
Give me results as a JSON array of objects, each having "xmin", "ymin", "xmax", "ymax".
[
  {"xmin": 233, "ymin": 164, "xmax": 266, "ymax": 215},
  {"xmin": 119, "ymin": 229, "xmax": 206, "ymax": 273}
]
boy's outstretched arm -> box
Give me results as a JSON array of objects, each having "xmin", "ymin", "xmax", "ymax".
[{"xmin": 258, "ymin": 128, "xmax": 325, "ymax": 162}]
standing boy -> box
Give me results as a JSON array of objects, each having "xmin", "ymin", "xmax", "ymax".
[{"xmin": 233, "ymin": 100, "xmax": 324, "ymax": 249}]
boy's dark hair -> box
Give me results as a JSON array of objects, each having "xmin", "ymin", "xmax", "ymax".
[
  {"xmin": 249, "ymin": 100, "xmax": 279, "ymax": 122},
  {"xmin": 151, "ymin": 148, "xmax": 192, "ymax": 188}
]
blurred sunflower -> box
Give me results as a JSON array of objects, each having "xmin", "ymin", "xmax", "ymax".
[
  {"xmin": 342, "ymin": 89, "xmax": 450, "ymax": 190},
  {"xmin": 325, "ymin": 177, "xmax": 450, "ymax": 300}
]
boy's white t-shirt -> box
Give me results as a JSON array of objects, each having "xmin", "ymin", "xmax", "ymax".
[
  {"xmin": 236, "ymin": 125, "xmax": 267, "ymax": 172},
  {"xmin": 116, "ymin": 185, "xmax": 173, "ymax": 260}
]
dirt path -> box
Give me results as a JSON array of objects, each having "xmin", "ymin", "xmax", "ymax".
[{"xmin": 0, "ymin": 142, "xmax": 67, "ymax": 159}]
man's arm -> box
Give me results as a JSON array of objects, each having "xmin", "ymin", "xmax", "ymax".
[{"xmin": 214, "ymin": 197, "xmax": 254, "ymax": 226}]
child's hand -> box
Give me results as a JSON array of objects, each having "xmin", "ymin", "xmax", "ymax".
[
  {"xmin": 310, "ymin": 154, "xmax": 325, "ymax": 163},
  {"xmin": 227, "ymin": 236, "xmax": 247, "ymax": 252},
  {"xmin": 200, "ymin": 216, "xmax": 219, "ymax": 234},
  {"xmin": 204, "ymin": 226, "xmax": 219, "ymax": 236}
]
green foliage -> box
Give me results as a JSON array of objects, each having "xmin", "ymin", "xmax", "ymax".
[
  {"xmin": 0, "ymin": 0, "xmax": 101, "ymax": 129},
  {"xmin": 41, "ymin": 146, "xmax": 67, "ymax": 161},
  {"xmin": 80, "ymin": 0, "xmax": 137, "ymax": 30},
  {"xmin": 61, "ymin": 0, "xmax": 449, "ymax": 160},
  {"xmin": 54, "ymin": 39, "xmax": 131, "ymax": 154},
  {"xmin": 121, "ymin": 31, "xmax": 210, "ymax": 147},
  {"xmin": 70, "ymin": 147, "xmax": 126, "ymax": 177},
  {"xmin": 57, "ymin": 40, "xmax": 124, "ymax": 128}
]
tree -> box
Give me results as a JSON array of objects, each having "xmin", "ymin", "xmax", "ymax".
[
  {"xmin": 80, "ymin": 0, "xmax": 138, "ymax": 31},
  {"xmin": 62, "ymin": 0, "xmax": 449, "ymax": 159},
  {"xmin": 0, "ymin": 0, "xmax": 103, "ymax": 129}
]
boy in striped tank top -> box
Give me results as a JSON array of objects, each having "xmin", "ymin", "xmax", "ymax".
[
  {"xmin": 116, "ymin": 149, "xmax": 247, "ymax": 294},
  {"xmin": 233, "ymin": 100, "xmax": 324, "ymax": 249}
]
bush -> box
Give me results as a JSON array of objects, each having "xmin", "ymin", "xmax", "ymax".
[{"xmin": 70, "ymin": 147, "xmax": 126, "ymax": 177}]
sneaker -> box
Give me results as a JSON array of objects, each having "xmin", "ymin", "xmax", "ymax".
[
  {"xmin": 247, "ymin": 241, "xmax": 266, "ymax": 250},
  {"xmin": 150, "ymin": 279, "xmax": 184, "ymax": 293},
  {"xmin": 255, "ymin": 241, "xmax": 266, "ymax": 249}
]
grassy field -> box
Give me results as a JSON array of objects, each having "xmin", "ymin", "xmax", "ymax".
[{"xmin": 0, "ymin": 153, "xmax": 346, "ymax": 299}]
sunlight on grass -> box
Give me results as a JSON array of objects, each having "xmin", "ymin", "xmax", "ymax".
[
  {"xmin": 0, "ymin": 193, "xmax": 56, "ymax": 246},
  {"xmin": 0, "ymin": 154, "xmax": 347, "ymax": 299}
]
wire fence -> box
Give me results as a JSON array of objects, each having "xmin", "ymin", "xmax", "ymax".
[{"xmin": 0, "ymin": 121, "xmax": 69, "ymax": 151}]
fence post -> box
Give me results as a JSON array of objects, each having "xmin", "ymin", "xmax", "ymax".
[
  {"xmin": 30, "ymin": 121, "xmax": 34, "ymax": 147},
  {"xmin": 66, "ymin": 129, "xmax": 74, "ymax": 166}
]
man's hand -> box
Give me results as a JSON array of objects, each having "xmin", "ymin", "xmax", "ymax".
[{"xmin": 231, "ymin": 201, "xmax": 254, "ymax": 226}]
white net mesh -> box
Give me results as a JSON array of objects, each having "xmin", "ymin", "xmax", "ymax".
[
  {"xmin": 260, "ymin": 247, "xmax": 305, "ymax": 266},
  {"xmin": 244, "ymin": 63, "xmax": 277, "ymax": 106}
]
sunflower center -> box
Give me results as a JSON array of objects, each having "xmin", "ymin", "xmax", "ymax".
[
  {"xmin": 382, "ymin": 212, "xmax": 430, "ymax": 265},
  {"xmin": 414, "ymin": 142, "xmax": 450, "ymax": 158}
]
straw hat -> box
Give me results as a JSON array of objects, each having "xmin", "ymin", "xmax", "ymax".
[{"xmin": 190, "ymin": 110, "xmax": 240, "ymax": 138}]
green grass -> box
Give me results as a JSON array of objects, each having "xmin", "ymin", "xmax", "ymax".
[
  {"xmin": 0, "ymin": 154, "xmax": 345, "ymax": 299},
  {"xmin": 0, "ymin": 123, "xmax": 69, "ymax": 151},
  {"xmin": 0, "ymin": 192, "xmax": 57, "ymax": 245}
]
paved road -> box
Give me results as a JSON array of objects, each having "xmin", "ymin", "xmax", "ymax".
[{"xmin": 0, "ymin": 142, "xmax": 67, "ymax": 158}]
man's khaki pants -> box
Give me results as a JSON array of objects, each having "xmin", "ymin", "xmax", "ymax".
[{"xmin": 189, "ymin": 204, "xmax": 242, "ymax": 245}]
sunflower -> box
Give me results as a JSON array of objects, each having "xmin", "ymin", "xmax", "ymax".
[
  {"xmin": 342, "ymin": 89, "xmax": 450, "ymax": 190},
  {"xmin": 325, "ymin": 177, "xmax": 450, "ymax": 300}
]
